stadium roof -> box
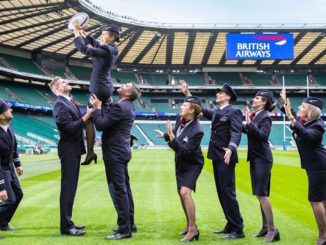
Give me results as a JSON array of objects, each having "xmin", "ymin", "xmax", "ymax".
[{"xmin": 0, "ymin": 0, "xmax": 326, "ymax": 69}]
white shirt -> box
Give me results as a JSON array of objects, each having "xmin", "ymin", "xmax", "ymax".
[
  {"xmin": 0, "ymin": 124, "xmax": 8, "ymax": 132},
  {"xmin": 62, "ymin": 95, "xmax": 71, "ymax": 102},
  {"xmin": 219, "ymin": 104, "xmax": 229, "ymax": 110},
  {"xmin": 176, "ymin": 119, "xmax": 193, "ymax": 137}
]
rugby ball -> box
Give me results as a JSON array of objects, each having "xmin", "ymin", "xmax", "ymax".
[{"xmin": 67, "ymin": 12, "xmax": 89, "ymax": 33}]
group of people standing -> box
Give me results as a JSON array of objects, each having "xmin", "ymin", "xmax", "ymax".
[
  {"xmin": 0, "ymin": 20, "xmax": 325, "ymax": 245},
  {"xmin": 156, "ymin": 80, "xmax": 326, "ymax": 244}
]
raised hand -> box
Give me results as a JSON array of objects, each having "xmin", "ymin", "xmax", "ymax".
[
  {"xmin": 153, "ymin": 129, "xmax": 164, "ymax": 138},
  {"xmin": 245, "ymin": 106, "xmax": 251, "ymax": 124},
  {"xmin": 179, "ymin": 80, "xmax": 191, "ymax": 96},
  {"xmin": 285, "ymin": 98, "xmax": 292, "ymax": 118},
  {"xmin": 166, "ymin": 120, "xmax": 175, "ymax": 141},
  {"xmin": 280, "ymin": 89, "xmax": 287, "ymax": 105}
]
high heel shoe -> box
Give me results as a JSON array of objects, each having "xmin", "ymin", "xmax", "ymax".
[
  {"xmin": 254, "ymin": 228, "xmax": 268, "ymax": 237},
  {"xmin": 264, "ymin": 229, "xmax": 280, "ymax": 243},
  {"xmin": 81, "ymin": 153, "xmax": 97, "ymax": 165},
  {"xmin": 180, "ymin": 229, "xmax": 199, "ymax": 242}
]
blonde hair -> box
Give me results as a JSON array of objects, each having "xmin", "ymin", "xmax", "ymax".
[
  {"xmin": 49, "ymin": 76, "xmax": 61, "ymax": 94},
  {"xmin": 190, "ymin": 103, "xmax": 203, "ymax": 120},
  {"xmin": 303, "ymin": 102, "xmax": 322, "ymax": 121}
]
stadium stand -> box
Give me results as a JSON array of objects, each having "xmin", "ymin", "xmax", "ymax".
[{"xmin": 0, "ymin": 53, "xmax": 44, "ymax": 75}]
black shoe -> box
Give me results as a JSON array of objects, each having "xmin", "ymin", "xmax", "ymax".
[
  {"xmin": 113, "ymin": 224, "xmax": 137, "ymax": 233},
  {"xmin": 0, "ymin": 224, "xmax": 17, "ymax": 231},
  {"xmin": 81, "ymin": 153, "xmax": 97, "ymax": 165},
  {"xmin": 105, "ymin": 232, "xmax": 132, "ymax": 240},
  {"xmin": 264, "ymin": 229, "xmax": 280, "ymax": 242},
  {"xmin": 61, "ymin": 227, "xmax": 86, "ymax": 236},
  {"xmin": 213, "ymin": 228, "xmax": 231, "ymax": 234},
  {"xmin": 221, "ymin": 231, "xmax": 245, "ymax": 239},
  {"xmin": 180, "ymin": 229, "xmax": 199, "ymax": 242},
  {"xmin": 254, "ymin": 228, "xmax": 268, "ymax": 237},
  {"xmin": 74, "ymin": 224, "xmax": 86, "ymax": 230}
]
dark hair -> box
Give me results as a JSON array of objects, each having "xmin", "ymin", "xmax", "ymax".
[
  {"xmin": 129, "ymin": 83, "xmax": 141, "ymax": 101},
  {"xmin": 261, "ymin": 97, "xmax": 277, "ymax": 112},
  {"xmin": 108, "ymin": 31, "xmax": 119, "ymax": 42}
]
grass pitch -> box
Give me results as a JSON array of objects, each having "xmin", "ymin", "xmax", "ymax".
[{"xmin": 0, "ymin": 149, "xmax": 317, "ymax": 244}]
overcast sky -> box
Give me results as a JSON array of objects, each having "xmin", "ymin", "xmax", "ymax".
[{"xmin": 90, "ymin": 0, "xmax": 326, "ymax": 24}]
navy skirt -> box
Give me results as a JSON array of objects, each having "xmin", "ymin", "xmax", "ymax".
[
  {"xmin": 306, "ymin": 170, "xmax": 326, "ymax": 202},
  {"xmin": 250, "ymin": 161, "xmax": 273, "ymax": 197},
  {"xmin": 176, "ymin": 164, "xmax": 203, "ymax": 192}
]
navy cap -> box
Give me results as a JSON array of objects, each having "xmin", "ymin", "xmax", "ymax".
[
  {"xmin": 256, "ymin": 90, "xmax": 274, "ymax": 103},
  {"xmin": 102, "ymin": 24, "xmax": 121, "ymax": 41},
  {"xmin": 303, "ymin": 97, "xmax": 324, "ymax": 110},
  {"xmin": 184, "ymin": 96, "xmax": 202, "ymax": 107},
  {"xmin": 216, "ymin": 83, "xmax": 237, "ymax": 102},
  {"xmin": 0, "ymin": 99, "xmax": 11, "ymax": 114}
]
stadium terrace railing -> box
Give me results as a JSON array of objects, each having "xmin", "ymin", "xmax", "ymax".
[
  {"xmin": 79, "ymin": 0, "xmax": 326, "ymax": 30},
  {"xmin": 1, "ymin": 66, "xmax": 326, "ymax": 91}
]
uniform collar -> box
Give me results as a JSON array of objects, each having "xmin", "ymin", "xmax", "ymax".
[
  {"xmin": 0, "ymin": 124, "xmax": 8, "ymax": 132},
  {"xmin": 254, "ymin": 109, "xmax": 264, "ymax": 116},
  {"xmin": 61, "ymin": 95, "xmax": 71, "ymax": 102},
  {"xmin": 219, "ymin": 104, "xmax": 230, "ymax": 110}
]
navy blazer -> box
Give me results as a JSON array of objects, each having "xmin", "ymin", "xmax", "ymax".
[
  {"xmin": 0, "ymin": 123, "xmax": 21, "ymax": 191},
  {"xmin": 281, "ymin": 107, "xmax": 326, "ymax": 171},
  {"xmin": 242, "ymin": 110, "xmax": 273, "ymax": 163},
  {"xmin": 202, "ymin": 105, "xmax": 243, "ymax": 164},
  {"xmin": 164, "ymin": 117, "xmax": 204, "ymax": 169},
  {"xmin": 92, "ymin": 99, "xmax": 135, "ymax": 163},
  {"xmin": 73, "ymin": 35, "xmax": 118, "ymax": 97},
  {"xmin": 53, "ymin": 96, "xmax": 86, "ymax": 159}
]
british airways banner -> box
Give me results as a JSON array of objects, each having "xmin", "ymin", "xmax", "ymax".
[{"xmin": 226, "ymin": 34, "xmax": 294, "ymax": 60}]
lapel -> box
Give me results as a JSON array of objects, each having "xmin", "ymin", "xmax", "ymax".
[
  {"xmin": 0, "ymin": 127, "xmax": 7, "ymax": 145},
  {"xmin": 8, "ymin": 124, "xmax": 14, "ymax": 151},
  {"xmin": 0, "ymin": 125, "xmax": 14, "ymax": 151},
  {"xmin": 177, "ymin": 120, "xmax": 195, "ymax": 140},
  {"xmin": 252, "ymin": 110, "xmax": 266, "ymax": 123},
  {"xmin": 58, "ymin": 96, "xmax": 80, "ymax": 119}
]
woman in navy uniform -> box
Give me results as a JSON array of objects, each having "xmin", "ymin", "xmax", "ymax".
[
  {"xmin": 243, "ymin": 90, "xmax": 280, "ymax": 242},
  {"xmin": 180, "ymin": 80, "xmax": 244, "ymax": 239},
  {"xmin": 154, "ymin": 96, "xmax": 204, "ymax": 242},
  {"xmin": 73, "ymin": 22, "xmax": 120, "ymax": 165},
  {"xmin": 281, "ymin": 89, "xmax": 326, "ymax": 245}
]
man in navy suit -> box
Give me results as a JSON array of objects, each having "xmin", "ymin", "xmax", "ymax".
[
  {"xmin": 0, "ymin": 99, "xmax": 23, "ymax": 234},
  {"xmin": 90, "ymin": 82, "xmax": 140, "ymax": 240},
  {"xmin": 50, "ymin": 76, "xmax": 93, "ymax": 236},
  {"xmin": 180, "ymin": 81, "xmax": 245, "ymax": 239}
]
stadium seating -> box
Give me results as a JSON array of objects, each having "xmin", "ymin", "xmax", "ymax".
[
  {"xmin": 0, "ymin": 82, "xmax": 50, "ymax": 106},
  {"xmin": 69, "ymin": 65, "xmax": 92, "ymax": 80},
  {"xmin": 139, "ymin": 73, "xmax": 168, "ymax": 85},
  {"xmin": 313, "ymin": 74, "xmax": 326, "ymax": 85},
  {"xmin": 208, "ymin": 72, "xmax": 242, "ymax": 86},
  {"xmin": 0, "ymin": 53, "xmax": 44, "ymax": 75},
  {"xmin": 172, "ymin": 73, "xmax": 205, "ymax": 85},
  {"xmin": 12, "ymin": 114, "xmax": 59, "ymax": 145},
  {"xmin": 112, "ymin": 70, "xmax": 137, "ymax": 83}
]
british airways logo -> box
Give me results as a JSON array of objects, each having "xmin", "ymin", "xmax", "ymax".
[
  {"xmin": 253, "ymin": 35, "xmax": 287, "ymax": 46},
  {"xmin": 226, "ymin": 34, "xmax": 294, "ymax": 60}
]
